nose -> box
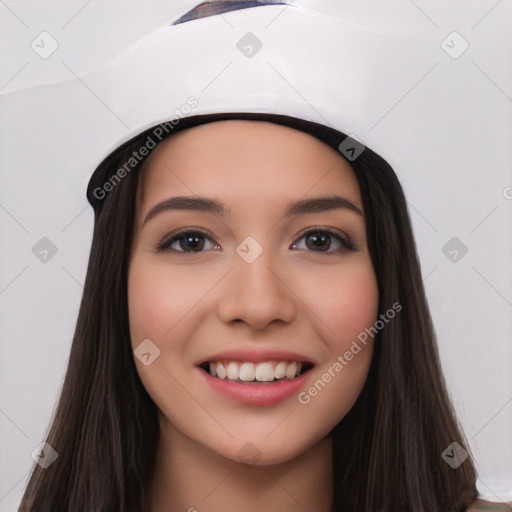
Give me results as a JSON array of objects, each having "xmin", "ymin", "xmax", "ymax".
[{"xmin": 217, "ymin": 248, "xmax": 296, "ymax": 331}]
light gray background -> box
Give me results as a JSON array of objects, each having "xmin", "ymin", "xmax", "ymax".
[{"xmin": 1, "ymin": 1, "xmax": 511, "ymax": 510}]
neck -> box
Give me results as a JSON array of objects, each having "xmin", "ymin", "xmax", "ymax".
[{"xmin": 144, "ymin": 414, "xmax": 333, "ymax": 512}]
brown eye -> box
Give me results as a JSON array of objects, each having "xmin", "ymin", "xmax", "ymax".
[
  {"xmin": 157, "ymin": 227, "xmax": 355, "ymax": 255},
  {"xmin": 290, "ymin": 228, "xmax": 355, "ymax": 254},
  {"xmin": 158, "ymin": 229, "xmax": 218, "ymax": 253}
]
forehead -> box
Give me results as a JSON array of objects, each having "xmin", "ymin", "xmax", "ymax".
[{"xmin": 138, "ymin": 120, "xmax": 361, "ymax": 209}]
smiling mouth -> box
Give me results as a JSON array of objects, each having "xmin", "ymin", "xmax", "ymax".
[{"xmin": 198, "ymin": 360, "xmax": 314, "ymax": 384}]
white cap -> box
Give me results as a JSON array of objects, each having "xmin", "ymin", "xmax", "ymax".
[{"xmin": 79, "ymin": 1, "xmax": 436, "ymax": 184}]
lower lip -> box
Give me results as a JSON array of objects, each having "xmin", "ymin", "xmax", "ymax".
[{"xmin": 199, "ymin": 367, "xmax": 312, "ymax": 406}]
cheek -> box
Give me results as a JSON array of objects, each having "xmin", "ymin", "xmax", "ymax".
[
  {"xmin": 308, "ymin": 260, "xmax": 379, "ymax": 350},
  {"xmin": 127, "ymin": 259, "xmax": 190, "ymax": 346},
  {"xmin": 336, "ymin": 271, "xmax": 379, "ymax": 344},
  {"xmin": 292, "ymin": 260, "xmax": 378, "ymax": 419}
]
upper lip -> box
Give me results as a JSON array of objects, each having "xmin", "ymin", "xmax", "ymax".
[{"xmin": 196, "ymin": 348, "xmax": 316, "ymax": 366}]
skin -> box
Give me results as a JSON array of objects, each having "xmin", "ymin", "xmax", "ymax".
[{"xmin": 128, "ymin": 120, "xmax": 379, "ymax": 512}]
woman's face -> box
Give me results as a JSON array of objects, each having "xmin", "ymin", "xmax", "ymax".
[{"xmin": 128, "ymin": 120, "xmax": 379, "ymax": 465}]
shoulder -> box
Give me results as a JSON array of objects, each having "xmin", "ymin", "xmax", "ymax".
[{"xmin": 467, "ymin": 498, "xmax": 512, "ymax": 511}]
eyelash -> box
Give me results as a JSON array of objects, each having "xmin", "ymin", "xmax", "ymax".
[{"xmin": 156, "ymin": 227, "xmax": 356, "ymax": 255}]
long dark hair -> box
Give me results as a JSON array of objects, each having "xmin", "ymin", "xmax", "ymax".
[{"xmin": 18, "ymin": 112, "xmax": 479, "ymax": 511}]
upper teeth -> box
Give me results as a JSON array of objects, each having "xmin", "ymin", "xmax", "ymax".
[{"xmin": 208, "ymin": 361, "xmax": 303, "ymax": 382}]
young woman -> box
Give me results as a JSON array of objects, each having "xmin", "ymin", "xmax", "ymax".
[{"xmin": 18, "ymin": 2, "xmax": 510, "ymax": 512}]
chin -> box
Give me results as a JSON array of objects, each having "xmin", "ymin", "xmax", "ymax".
[{"xmin": 218, "ymin": 433, "xmax": 324, "ymax": 467}]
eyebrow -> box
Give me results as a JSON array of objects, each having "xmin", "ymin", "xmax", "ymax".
[{"xmin": 141, "ymin": 194, "xmax": 363, "ymax": 228}]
